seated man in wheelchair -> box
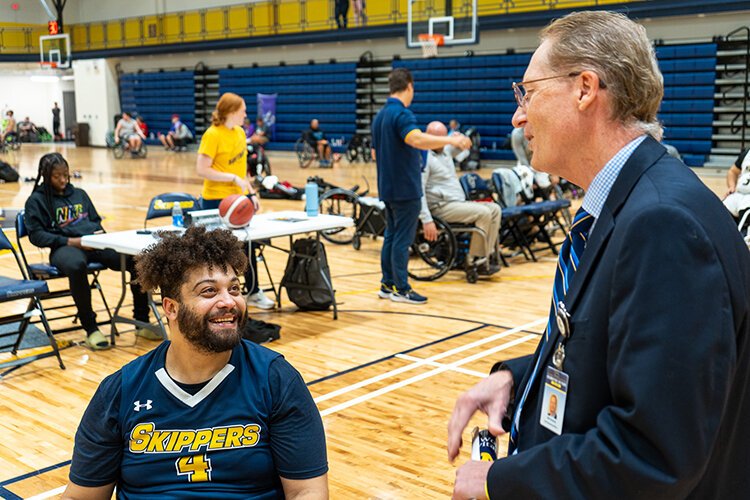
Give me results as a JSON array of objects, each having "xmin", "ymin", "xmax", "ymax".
[
  {"xmin": 24, "ymin": 153, "xmax": 156, "ymax": 350},
  {"xmin": 1, "ymin": 109, "xmax": 17, "ymax": 145},
  {"xmin": 159, "ymin": 114, "xmax": 193, "ymax": 152},
  {"xmin": 114, "ymin": 111, "xmax": 146, "ymax": 156},
  {"xmin": 420, "ymin": 121, "xmax": 501, "ymax": 275},
  {"xmin": 304, "ymin": 119, "xmax": 333, "ymax": 167}
]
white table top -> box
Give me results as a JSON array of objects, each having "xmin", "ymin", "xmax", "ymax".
[{"xmin": 81, "ymin": 211, "xmax": 353, "ymax": 255}]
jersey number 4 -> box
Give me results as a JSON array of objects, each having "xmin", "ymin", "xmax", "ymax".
[{"xmin": 176, "ymin": 454, "xmax": 212, "ymax": 482}]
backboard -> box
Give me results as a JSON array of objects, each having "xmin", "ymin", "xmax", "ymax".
[
  {"xmin": 39, "ymin": 33, "xmax": 71, "ymax": 69},
  {"xmin": 407, "ymin": 0, "xmax": 478, "ymax": 49}
]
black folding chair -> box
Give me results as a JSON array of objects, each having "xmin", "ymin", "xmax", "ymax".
[
  {"xmin": 0, "ymin": 227, "xmax": 64, "ymax": 376},
  {"xmin": 144, "ymin": 192, "xmax": 199, "ymax": 227}
]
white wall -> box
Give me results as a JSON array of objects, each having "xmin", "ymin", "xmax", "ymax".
[
  {"xmin": 0, "ymin": 0, "xmax": 52, "ymax": 24},
  {"xmin": 72, "ymin": 59, "xmax": 120, "ymax": 147},
  {"xmin": 0, "ymin": 65, "xmax": 73, "ymax": 134}
]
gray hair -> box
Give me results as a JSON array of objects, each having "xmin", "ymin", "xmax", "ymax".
[{"xmin": 541, "ymin": 11, "xmax": 663, "ymax": 138}]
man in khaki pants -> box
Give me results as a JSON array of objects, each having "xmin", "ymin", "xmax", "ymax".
[{"xmin": 419, "ymin": 121, "xmax": 501, "ymax": 275}]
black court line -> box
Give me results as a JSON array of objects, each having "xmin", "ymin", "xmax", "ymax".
[
  {"xmin": 0, "ymin": 485, "xmax": 23, "ymax": 499},
  {"xmin": 306, "ymin": 323, "xmax": 490, "ymax": 386},
  {"xmin": 0, "ymin": 459, "xmax": 71, "ymax": 487}
]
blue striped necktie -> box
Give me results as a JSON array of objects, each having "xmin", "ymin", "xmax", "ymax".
[{"xmin": 509, "ymin": 207, "xmax": 594, "ymax": 453}]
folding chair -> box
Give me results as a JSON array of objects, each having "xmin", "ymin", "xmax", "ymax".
[
  {"xmin": 144, "ymin": 192, "xmax": 199, "ymax": 227},
  {"xmin": 491, "ymin": 171, "xmax": 570, "ymax": 262},
  {"xmin": 0, "ymin": 227, "xmax": 64, "ymax": 376},
  {"xmin": 15, "ymin": 211, "xmax": 113, "ymax": 335}
]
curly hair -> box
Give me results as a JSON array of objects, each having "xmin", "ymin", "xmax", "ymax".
[{"xmin": 135, "ymin": 225, "xmax": 248, "ymax": 300}]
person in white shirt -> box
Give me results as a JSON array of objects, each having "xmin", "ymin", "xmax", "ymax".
[{"xmin": 420, "ymin": 121, "xmax": 501, "ymax": 274}]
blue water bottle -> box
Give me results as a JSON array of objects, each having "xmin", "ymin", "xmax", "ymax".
[
  {"xmin": 172, "ymin": 201, "xmax": 184, "ymax": 227},
  {"xmin": 305, "ymin": 178, "xmax": 319, "ymax": 217}
]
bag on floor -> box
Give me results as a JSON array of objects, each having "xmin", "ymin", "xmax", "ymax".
[
  {"xmin": 0, "ymin": 161, "xmax": 19, "ymax": 183},
  {"xmin": 281, "ymin": 238, "xmax": 333, "ymax": 311},
  {"xmin": 242, "ymin": 318, "xmax": 281, "ymax": 344}
]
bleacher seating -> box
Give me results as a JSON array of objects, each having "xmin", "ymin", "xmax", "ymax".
[
  {"xmin": 219, "ymin": 63, "xmax": 357, "ymax": 152},
  {"xmin": 119, "ymin": 71, "xmax": 196, "ymax": 145},
  {"xmin": 394, "ymin": 54, "xmax": 531, "ymax": 161},
  {"xmin": 655, "ymin": 43, "xmax": 717, "ymax": 166}
]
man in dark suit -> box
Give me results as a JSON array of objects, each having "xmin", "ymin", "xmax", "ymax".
[{"xmin": 448, "ymin": 10, "xmax": 750, "ymax": 499}]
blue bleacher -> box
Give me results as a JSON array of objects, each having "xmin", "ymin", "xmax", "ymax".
[
  {"xmin": 219, "ymin": 62, "xmax": 357, "ymax": 152},
  {"xmin": 119, "ymin": 70, "xmax": 196, "ymax": 143}
]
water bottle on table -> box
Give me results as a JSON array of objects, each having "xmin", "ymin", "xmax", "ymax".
[
  {"xmin": 172, "ymin": 201, "xmax": 184, "ymax": 227},
  {"xmin": 305, "ymin": 177, "xmax": 319, "ymax": 217}
]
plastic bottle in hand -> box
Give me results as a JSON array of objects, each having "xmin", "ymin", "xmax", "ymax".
[
  {"xmin": 305, "ymin": 178, "xmax": 319, "ymax": 217},
  {"xmin": 172, "ymin": 201, "xmax": 184, "ymax": 227}
]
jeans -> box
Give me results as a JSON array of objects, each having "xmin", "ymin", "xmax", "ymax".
[
  {"xmin": 381, "ymin": 198, "xmax": 421, "ymax": 293},
  {"xmin": 50, "ymin": 246, "xmax": 149, "ymax": 334},
  {"xmin": 199, "ymin": 197, "xmax": 260, "ymax": 294}
]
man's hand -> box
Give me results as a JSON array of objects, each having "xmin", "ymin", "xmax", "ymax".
[
  {"xmin": 423, "ymin": 221, "xmax": 438, "ymax": 241},
  {"xmin": 447, "ymin": 370, "xmax": 514, "ymax": 462},
  {"xmin": 451, "ymin": 134, "xmax": 472, "ymax": 151},
  {"xmin": 452, "ymin": 460, "xmax": 493, "ymax": 500}
]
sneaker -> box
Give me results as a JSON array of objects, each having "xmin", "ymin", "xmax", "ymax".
[
  {"xmin": 390, "ymin": 288, "xmax": 428, "ymax": 304},
  {"xmin": 477, "ymin": 263, "xmax": 501, "ymax": 276},
  {"xmin": 378, "ymin": 283, "xmax": 394, "ymax": 299},
  {"xmin": 85, "ymin": 330, "xmax": 111, "ymax": 350},
  {"xmin": 247, "ymin": 289, "xmax": 276, "ymax": 310},
  {"xmin": 136, "ymin": 327, "xmax": 163, "ymax": 341}
]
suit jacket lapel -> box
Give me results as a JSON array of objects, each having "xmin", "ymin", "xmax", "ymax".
[{"xmin": 534, "ymin": 136, "xmax": 667, "ymax": 370}]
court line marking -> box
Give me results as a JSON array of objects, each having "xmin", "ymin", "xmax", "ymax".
[
  {"xmin": 25, "ymin": 485, "xmax": 66, "ymax": 500},
  {"xmin": 314, "ymin": 317, "xmax": 545, "ymax": 404},
  {"xmin": 319, "ymin": 332, "xmax": 539, "ymax": 417},
  {"xmin": 395, "ymin": 353, "xmax": 487, "ymax": 377}
]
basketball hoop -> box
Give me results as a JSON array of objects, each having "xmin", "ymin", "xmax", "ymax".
[
  {"xmin": 418, "ymin": 33, "xmax": 444, "ymax": 58},
  {"xmin": 40, "ymin": 61, "xmax": 58, "ymax": 70}
]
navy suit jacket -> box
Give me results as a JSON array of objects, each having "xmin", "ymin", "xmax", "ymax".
[{"xmin": 488, "ymin": 137, "xmax": 750, "ymax": 499}]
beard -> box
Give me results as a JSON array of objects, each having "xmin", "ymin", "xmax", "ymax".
[{"xmin": 176, "ymin": 303, "xmax": 247, "ymax": 353}]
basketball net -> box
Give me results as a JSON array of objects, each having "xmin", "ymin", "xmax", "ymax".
[{"xmin": 418, "ymin": 33, "xmax": 444, "ymax": 58}]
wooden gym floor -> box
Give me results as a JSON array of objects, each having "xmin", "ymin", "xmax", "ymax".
[{"xmin": 0, "ymin": 143, "xmax": 727, "ymax": 499}]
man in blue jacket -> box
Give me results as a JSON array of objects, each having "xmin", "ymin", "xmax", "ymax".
[{"xmin": 448, "ymin": 11, "xmax": 750, "ymax": 499}]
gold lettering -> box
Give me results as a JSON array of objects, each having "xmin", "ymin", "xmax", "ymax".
[
  {"xmin": 225, "ymin": 426, "xmax": 244, "ymax": 448},
  {"xmin": 190, "ymin": 429, "xmax": 213, "ymax": 451},
  {"xmin": 209, "ymin": 427, "xmax": 227, "ymax": 450},
  {"xmin": 129, "ymin": 422, "xmax": 153, "ymax": 453},
  {"xmin": 242, "ymin": 424, "xmax": 260, "ymax": 446},
  {"xmin": 174, "ymin": 431, "xmax": 196, "ymax": 452}
]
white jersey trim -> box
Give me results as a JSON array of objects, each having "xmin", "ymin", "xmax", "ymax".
[{"xmin": 155, "ymin": 364, "xmax": 235, "ymax": 408}]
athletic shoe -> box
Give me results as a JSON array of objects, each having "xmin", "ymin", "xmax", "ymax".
[
  {"xmin": 136, "ymin": 327, "xmax": 163, "ymax": 341},
  {"xmin": 85, "ymin": 330, "xmax": 111, "ymax": 350},
  {"xmin": 247, "ymin": 289, "xmax": 276, "ymax": 310},
  {"xmin": 390, "ymin": 288, "xmax": 428, "ymax": 304},
  {"xmin": 378, "ymin": 283, "xmax": 395, "ymax": 299},
  {"xmin": 477, "ymin": 263, "xmax": 501, "ymax": 276}
]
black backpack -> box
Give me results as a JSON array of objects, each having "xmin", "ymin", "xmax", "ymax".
[
  {"xmin": 281, "ymin": 238, "xmax": 334, "ymax": 311},
  {"xmin": 0, "ymin": 161, "xmax": 19, "ymax": 183}
]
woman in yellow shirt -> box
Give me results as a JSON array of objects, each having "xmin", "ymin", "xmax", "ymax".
[{"xmin": 196, "ymin": 92, "xmax": 274, "ymax": 309}]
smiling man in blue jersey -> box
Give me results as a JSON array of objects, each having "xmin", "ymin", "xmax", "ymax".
[{"xmin": 62, "ymin": 225, "xmax": 328, "ymax": 500}]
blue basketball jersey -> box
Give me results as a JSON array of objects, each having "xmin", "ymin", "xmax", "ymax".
[{"xmin": 70, "ymin": 339, "xmax": 327, "ymax": 499}]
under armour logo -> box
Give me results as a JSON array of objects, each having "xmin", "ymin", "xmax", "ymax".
[{"xmin": 133, "ymin": 400, "xmax": 153, "ymax": 412}]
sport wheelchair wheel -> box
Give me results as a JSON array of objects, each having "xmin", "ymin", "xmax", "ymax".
[
  {"xmin": 112, "ymin": 142, "xmax": 126, "ymax": 159},
  {"xmin": 136, "ymin": 143, "xmax": 148, "ymax": 158},
  {"xmin": 295, "ymin": 138, "xmax": 315, "ymax": 168},
  {"xmin": 407, "ymin": 216, "xmax": 457, "ymax": 281},
  {"xmin": 318, "ymin": 188, "xmax": 359, "ymax": 244}
]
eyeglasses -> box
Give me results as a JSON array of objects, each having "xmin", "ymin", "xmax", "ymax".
[{"xmin": 512, "ymin": 71, "xmax": 607, "ymax": 109}]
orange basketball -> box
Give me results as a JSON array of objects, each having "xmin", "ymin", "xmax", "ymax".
[{"xmin": 219, "ymin": 194, "xmax": 254, "ymax": 228}]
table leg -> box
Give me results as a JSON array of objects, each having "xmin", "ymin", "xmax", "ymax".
[{"xmin": 109, "ymin": 254, "xmax": 167, "ymax": 343}]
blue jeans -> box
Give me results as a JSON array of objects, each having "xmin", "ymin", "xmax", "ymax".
[
  {"xmin": 199, "ymin": 197, "xmax": 260, "ymax": 294},
  {"xmin": 381, "ymin": 198, "xmax": 421, "ymax": 293}
]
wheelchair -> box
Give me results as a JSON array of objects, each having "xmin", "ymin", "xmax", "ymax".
[
  {"xmin": 247, "ymin": 143, "xmax": 271, "ymax": 178},
  {"xmin": 316, "ymin": 177, "xmax": 495, "ymax": 283},
  {"xmin": 0, "ymin": 133, "xmax": 21, "ymax": 153},
  {"xmin": 106, "ymin": 131, "xmax": 147, "ymax": 159},
  {"xmin": 294, "ymin": 137, "xmax": 317, "ymax": 168},
  {"xmin": 345, "ymin": 134, "xmax": 372, "ymax": 163}
]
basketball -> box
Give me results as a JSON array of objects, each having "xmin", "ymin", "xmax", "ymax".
[{"xmin": 219, "ymin": 194, "xmax": 254, "ymax": 228}]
